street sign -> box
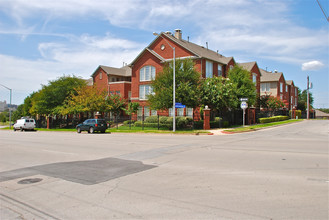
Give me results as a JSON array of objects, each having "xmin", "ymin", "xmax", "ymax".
[
  {"xmin": 239, "ymin": 98, "xmax": 248, "ymax": 102},
  {"xmin": 175, "ymin": 103, "xmax": 186, "ymax": 108},
  {"xmin": 240, "ymin": 101, "xmax": 248, "ymax": 109}
]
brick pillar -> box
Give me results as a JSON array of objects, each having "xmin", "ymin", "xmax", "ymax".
[
  {"xmin": 292, "ymin": 107, "xmax": 296, "ymax": 119},
  {"xmin": 203, "ymin": 106, "xmax": 211, "ymax": 130},
  {"xmin": 95, "ymin": 112, "xmax": 101, "ymax": 119},
  {"xmin": 47, "ymin": 116, "xmax": 51, "ymax": 129}
]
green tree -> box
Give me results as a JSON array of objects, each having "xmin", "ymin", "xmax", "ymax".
[
  {"xmin": 105, "ymin": 94, "xmax": 127, "ymax": 117},
  {"xmin": 60, "ymin": 85, "xmax": 110, "ymax": 115},
  {"xmin": 228, "ymin": 65, "xmax": 256, "ymax": 108},
  {"xmin": 297, "ymin": 88, "xmax": 313, "ymax": 111},
  {"xmin": 200, "ymin": 77, "xmax": 238, "ymax": 113},
  {"xmin": 124, "ymin": 102, "xmax": 140, "ymax": 116},
  {"xmin": 148, "ymin": 59, "xmax": 201, "ymax": 110},
  {"xmin": 31, "ymin": 75, "xmax": 86, "ymax": 115}
]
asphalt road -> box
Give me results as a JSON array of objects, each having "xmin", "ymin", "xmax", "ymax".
[{"xmin": 0, "ymin": 120, "xmax": 328, "ymax": 219}]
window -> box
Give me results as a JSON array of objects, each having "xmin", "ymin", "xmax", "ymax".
[
  {"xmin": 99, "ymin": 72, "xmax": 102, "ymax": 80},
  {"xmin": 186, "ymin": 108, "xmax": 193, "ymax": 117},
  {"xmin": 252, "ymin": 73, "xmax": 257, "ymax": 83},
  {"xmin": 140, "ymin": 66, "xmax": 156, "ymax": 81},
  {"xmin": 206, "ymin": 61, "xmax": 213, "ymax": 78},
  {"xmin": 151, "ymin": 109, "xmax": 157, "ymax": 116},
  {"xmin": 280, "ymin": 83, "xmax": 283, "ymax": 93},
  {"xmin": 177, "ymin": 108, "xmax": 184, "ymax": 116},
  {"xmin": 169, "ymin": 108, "xmax": 174, "ymax": 116},
  {"xmin": 137, "ymin": 106, "xmax": 143, "ymax": 117},
  {"xmin": 261, "ymin": 83, "xmax": 270, "ymax": 92},
  {"xmin": 139, "ymin": 84, "xmax": 154, "ymax": 100},
  {"xmin": 280, "ymin": 94, "xmax": 283, "ymax": 100},
  {"xmin": 286, "ymin": 85, "xmax": 288, "ymax": 93},
  {"xmin": 115, "ymin": 91, "xmax": 120, "ymax": 96},
  {"xmin": 218, "ymin": 64, "xmax": 222, "ymax": 76},
  {"xmin": 295, "ymin": 88, "xmax": 297, "ymax": 95},
  {"xmin": 144, "ymin": 106, "xmax": 150, "ymax": 117}
]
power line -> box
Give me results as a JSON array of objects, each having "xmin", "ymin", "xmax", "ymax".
[{"xmin": 316, "ymin": 0, "xmax": 329, "ymax": 22}]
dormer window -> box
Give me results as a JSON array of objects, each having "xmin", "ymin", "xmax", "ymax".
[{"xmin": 140, "ymin": 66, "xmax": 156, "ymax": 81}]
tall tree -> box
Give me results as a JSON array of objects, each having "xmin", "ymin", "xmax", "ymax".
[
  {"xmin": 31, "ymin": 75, "xmax": 86, "ymax": 115},
  {"xmin": 297, "ymin": 88, "xmax": 314, "ymax": 111},
  {"xmin": 200, "ymin": 77, "xmax": 238, "ymax": 113},
  {"xmin": 228, "ymin": 65, "xmax": 256, "ymax": 108},
  {"xmin": 60, "ymin": 85, "xmax": 110, "ymax": 115},
  {"xmin": 148, "ymin": 59, "xmax": 201, "ymax": 110}
]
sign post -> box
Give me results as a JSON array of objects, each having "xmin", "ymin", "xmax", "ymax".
[{"xmin": 240, "ymin": 98, "xmax": 248, "ymax": 127}]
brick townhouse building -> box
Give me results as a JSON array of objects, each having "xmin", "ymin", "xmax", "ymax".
[
  {"xmin": 91, "ymin": 65, "xmax": 132, "ymax": 100},
  {"xmin": 128, "ymin": 29, "xmax": 263, "ymax": 119},
  {"xmin": 90, "ymin": 29, "xmax": 297, "ymax": 121},
  {"xmin": 260, "ymin": 69, "xmax": 298, "ymax": 110}
]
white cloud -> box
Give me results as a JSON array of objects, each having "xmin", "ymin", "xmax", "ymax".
[
  {"xmin": 0, "ymin": 32, "xmax": 144, "ymax": 104},
  {"xmin": 302, "ymin": 61, "xmax": 325, "ymax": 71}
]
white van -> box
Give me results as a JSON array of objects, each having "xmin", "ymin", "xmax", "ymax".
[{"xmin": 13, "ymin": 118, "xmax": 36, "ymax": 131}]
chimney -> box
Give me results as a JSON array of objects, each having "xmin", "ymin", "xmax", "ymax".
[{"xmin": 174, "ymin": 29, "xmax": 182, "ymax": 40}]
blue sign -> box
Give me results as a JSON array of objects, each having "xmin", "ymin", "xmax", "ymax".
[{"xmin": 175, "ymin": 103, "xmax": 186, "ymax": 108}]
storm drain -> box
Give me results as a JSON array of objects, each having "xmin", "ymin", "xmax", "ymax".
[{"xmin": 17, "ymin": 178, "xmax": 43, "ymax": 184}]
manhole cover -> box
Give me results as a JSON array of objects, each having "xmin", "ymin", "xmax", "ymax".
[{"xmin": 18, "ymin": 178, "xmax": 43, "ymax": 184}]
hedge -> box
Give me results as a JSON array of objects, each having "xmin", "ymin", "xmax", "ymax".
[
  {"xmin": 133, "ymin": 116, "xmax": 193, "ymax": 129},
  {"xmin": 259, "ymin": 115, "xmax": 289, "ymax": 124},
  {"xmin": 289, "ymin": 110, "xmax": 302, "ymax": 119}
]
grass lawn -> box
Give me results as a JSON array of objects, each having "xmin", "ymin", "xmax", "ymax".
[
  {"xmin": 1, "ymin": 125, "xmax": 209, "ymax": 134},
  {"xmin": 223, "ymin": 119, "xmax": 303, "ymax": 133}
]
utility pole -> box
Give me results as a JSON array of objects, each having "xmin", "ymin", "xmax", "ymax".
[{"xmin": 307, "ymin": 75, "xmax": 309, "ymax": 120}]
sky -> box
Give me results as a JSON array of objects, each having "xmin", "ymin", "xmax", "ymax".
[{"xmin": 0, "ymin": 0, "xmax": 328, "ymax": 108}]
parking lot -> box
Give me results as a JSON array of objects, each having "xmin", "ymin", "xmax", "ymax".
[{"xmin": 0, "ymin": 120, "xmax": 328, "ymax": 219}]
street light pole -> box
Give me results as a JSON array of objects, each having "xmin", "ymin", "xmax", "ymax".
[
  {"xmin": 0, "ymin": 84, "xmax": 12, "ymax": 128},
  {"xmin": 153, "ymin": 32, "xmax": 176, "ymax": 132}
]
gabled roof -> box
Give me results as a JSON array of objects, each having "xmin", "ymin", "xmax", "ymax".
[
  {"xmin": 260, "ymin": 68, "xmax": 283, "ymax": 82},
  {"xmin": 286, "ymin": 80, "xmax": 294, "ymax": 86},
  {"xmin": 238, "ymin": 61, "xmax": 262, "ymax": 74},
  {"xmin": 91, "ymin": 65, "xmax": 131, "ymax": 77},
  {"xmin": 163, "ymin": 33, "xmax": 234, "ymax": 65},
  {"xmin": 130, "ymin": 32, "xmax": 234, "ymax": 66}
]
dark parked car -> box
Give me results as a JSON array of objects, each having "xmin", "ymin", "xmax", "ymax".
[{"xmin": 76, "ymin": 119, "xmax": 108, "ymax": 133}]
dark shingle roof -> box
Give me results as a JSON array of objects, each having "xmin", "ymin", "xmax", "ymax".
[
  {"xmin": 163, "ymin": 33, "xmax": 233, "ymax": 65},
  {"xmin": 260, "ymin": 69, "xmax": 283, "ymax": 82},
  {"xmin": 130, "ymin": 32, "xmax": 234, "ymax": 66},
  {"xmin": 92, "ymin": 65, "xmax": 131, "ymax": 77},
  {"xmin": 238, "ymin": 62, "xmax": 257, "ymax": 72}
]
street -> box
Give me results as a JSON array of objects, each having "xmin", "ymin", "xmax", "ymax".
[{"xmin": 0, "ymin": 120, "xmax": 328, "ymax": 219}]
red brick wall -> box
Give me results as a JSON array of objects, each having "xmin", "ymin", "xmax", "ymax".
[
  {"xmin": 109, "ymin": 82, "xmax": 131, "ymax": 99},
  {"xmin": 249, "ymin": 65, "xmax": 261, "ymax": 100},
  {"xmin": 131, "ymin": 50, "xmax": 163, "ymax": 103},
  {"xmin": 150, "ymin": 36, "xmax": 193, "ymax": 59},
  {"xmin": 93, "ymin": 68, "xmax": 108, "ymax": 92}
]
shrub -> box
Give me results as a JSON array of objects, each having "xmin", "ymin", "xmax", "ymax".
[
  {"xmin": 259, "ymin": 115, "xmax": 289, "ymax": 123},
  {"xmin": 123, "ymin": 120, "xmax": 135, "ymax": 125},
  {"xmin": 289, "ymin": 110, "xmax": 302, "ymax": 119},
  {"xmin": 145, "ymin": 116, "xmax": 158, "ymax": 123},
  {"xmin": 222, "ymin": 121, "xmax": 230, "ymax": 128},
  {"xmin": 193, "ymin": 120, "xmax": 203, "ymax": 129}
]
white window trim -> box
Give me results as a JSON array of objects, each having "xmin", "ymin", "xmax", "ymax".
[
  {"xmin": 206, "ymin": 60, "xmax": 213, "ymax": 78},
  {"xmin": 218, "ymin": 64, "xmax": 222, "ymax": 76},
  {"xmin": 139, "ymin": 84, "xmax": 154, "ymax": 100},
  {"xmin": 140, "ymin": 66, "xmax": 156, "ymax": 82}
]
